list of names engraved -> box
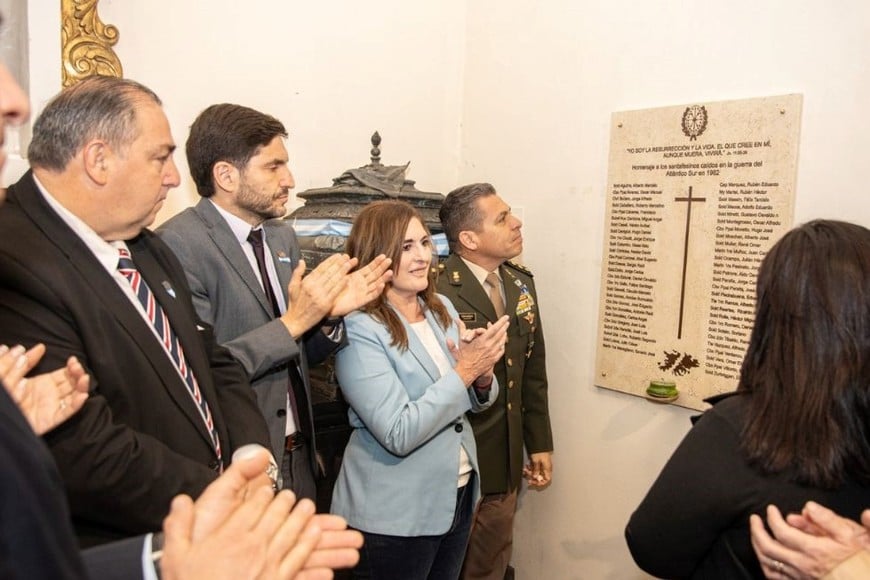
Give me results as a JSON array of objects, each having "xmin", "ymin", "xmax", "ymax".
[
  {"xmin": 601, "ymin": 183, "xmax": 662, "ymax": 358},
  {"xmin": 594, "ymin": 95, "xmax": 802, "ymax": 411}
]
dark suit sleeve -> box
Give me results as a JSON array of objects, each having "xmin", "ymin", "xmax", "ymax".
[
  {"xmin": 0, "ymin": 251, "xmax": 224, "ymax": 536},
  {"xmin": 197, "ymin": 315, "xmax": 274, "ymax": 452},
  {"xmin": 0, "ymin": 388, "xmax": 88, "ymax": 580},
  {"xmin": 82, "ymin": 536, "xmax": 148, "ymax": 580},
  {"xmin": 303, "ymin": 322, "xmax": 345, "ymax": 365},
  {"xmin": 152, "ymin": 235, "xmax": 272, "ymax": 455}
]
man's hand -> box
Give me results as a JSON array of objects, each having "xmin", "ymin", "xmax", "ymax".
[
  {"xmin": 523, "ymin": 451, "xmax": 553, "ymax": 488},
  {"xmin": 296, "ymin": 514, "xmax": 364, "ymax": 579},
  {"xmin": 160, "ymin": 444, "xmax": 362, "ymax": 580},
  {"xmin": 190, "ymin": 445, "xmax": 275, "ymax": 541},
  {"xmin": 281, "ymin": 255, "xmax": 356, "ymax": 339},
  {"xmin": 161, "ymin": 486, "xmax": 319, "ymax": 580},
  {"xmin": 749, "ymin": 502, "xmax": 870, "ymax": 579},
  {"xmin": 0, "ymin": 343, "xmax": 89, "ymax": 435},
  {"xmin": 330, "ymin": 254, "xmax": 393, "ymax": 316}
]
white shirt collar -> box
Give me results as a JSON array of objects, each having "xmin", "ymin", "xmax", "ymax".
[
  {"xmin": 33, "ymin": 174, "xmax": 127, "ymax": 274},
  {"xmin": 209, "ymin": 199, "xmax": 261, "ymax": 245}
]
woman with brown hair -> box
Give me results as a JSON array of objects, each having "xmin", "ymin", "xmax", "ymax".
[
  {"xmin": 626, "ymin": 219, "xmax": 870, "ymax": 578},
  {"xmin": 330, "ymin": 200, "xmax": 509, "ymax": 580}
]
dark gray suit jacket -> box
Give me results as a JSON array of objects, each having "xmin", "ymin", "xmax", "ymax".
[{"xmin": 158, "ymin": 198, "xmax": 342, "ymax": 469}]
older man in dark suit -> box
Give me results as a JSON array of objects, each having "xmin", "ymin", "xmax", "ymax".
[{"xmin": 0, "ymin": 76, "xmax": 272, "ymax": 547}]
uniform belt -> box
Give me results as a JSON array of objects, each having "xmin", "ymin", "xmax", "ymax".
[{"xmin": 285, "ymin": 431, "xmax": 306, "ymax": 452}]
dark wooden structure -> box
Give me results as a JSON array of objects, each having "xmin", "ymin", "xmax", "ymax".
[{"xmin": 288, "ymin": 131, "xmax": 444, "ymax": 268}]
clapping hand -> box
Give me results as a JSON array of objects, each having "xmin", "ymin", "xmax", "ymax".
[
  {"xmin": 749, "ymin": 502, "xmax": 870, "ymax": 579},
  {"xmin": 161, "ymin": 445, "xmax": 362, "ymax": 580},
  {"xmin": 282, "ymin": 254, "xmax": 356, "ymax": 338},
  {"xmin": 0, "ymin": 343, "xmax": 89, "ymax": 435},
  {"xmin": 449, "ymin": 316, "xmax": 509, "ymax": 387},
  {"xmin": 331, "ymin": 254, "xmax": 393, "ymax": 316}
]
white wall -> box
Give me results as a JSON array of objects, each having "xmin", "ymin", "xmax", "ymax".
[
  {"xmin": 461, "ymin": 1, "xmax": 870, "ymax": 578},
  {"xmin": 13, "ymin": 1, "xmax": 870, "ymax": 578},
  {"xmin": 3, "ymin": 0, "xmax": 60, "ymax": 185},
  {"xmin": 84, "ymin": 0, "xmax": 467, "ymax": 219}
]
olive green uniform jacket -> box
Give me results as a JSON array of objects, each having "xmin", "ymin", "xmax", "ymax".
[{"xmin": 436, "ymin": 254, "xmax": 553, "ymax": 494}]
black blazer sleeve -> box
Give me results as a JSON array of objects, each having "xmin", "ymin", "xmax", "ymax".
[{"xmin": 0, "ymin": 388, "xmax": 88, "ymax": 580}]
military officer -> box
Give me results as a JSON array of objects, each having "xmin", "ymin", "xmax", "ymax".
[{"xmin": 437, "ymin": 182, "xmax": 554, "ymax": 580}]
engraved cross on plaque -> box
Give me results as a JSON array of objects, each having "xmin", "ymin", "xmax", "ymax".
[{"xmin": 675, "ymin": 185, "xmax": 706, "ymax": 339}]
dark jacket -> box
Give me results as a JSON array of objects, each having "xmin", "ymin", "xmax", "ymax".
[
  {"xmin": 436, "ymin": 254, "xmax": 553, "ymax": 493},
  {"xmin": 0, "ymin": 171, "xmax": 270, "ymax": 546}
]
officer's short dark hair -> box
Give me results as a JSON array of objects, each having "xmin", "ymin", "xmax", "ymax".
[{"xmin": 439, "ymin": 182, "xmax": 496, "ymax": 253}]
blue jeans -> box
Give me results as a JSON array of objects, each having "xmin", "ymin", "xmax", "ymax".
[{"xmin": 352, "ymin": 479, "xmax": 475, "ymax": 580}]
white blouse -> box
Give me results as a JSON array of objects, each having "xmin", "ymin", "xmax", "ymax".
[{"xmin": 409, "ymin": 319, "xmax": 473, "ymax": 487}]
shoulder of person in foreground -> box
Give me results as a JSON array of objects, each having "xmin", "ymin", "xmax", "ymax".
[{"xmin": 626, "ymin": 391, "xmax": 751, "ymax": 578}]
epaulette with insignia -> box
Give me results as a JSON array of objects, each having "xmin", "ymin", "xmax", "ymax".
[
  {"xmin": 505, "ymin": 260, "xmax": 533, "ymax": 277},
  {"xmin": 435, "ymin": 262, "xmax": 462, "ymax": 285}
]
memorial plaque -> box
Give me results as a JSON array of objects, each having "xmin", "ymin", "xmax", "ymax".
[{"xmin": 594, "ymin": 94, "xmax": 802, "ymax": 410}]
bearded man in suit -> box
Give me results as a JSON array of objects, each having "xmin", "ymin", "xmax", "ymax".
[{"xmin": 158, "ymin": 103, "xmax": 391, "ymax": 502}]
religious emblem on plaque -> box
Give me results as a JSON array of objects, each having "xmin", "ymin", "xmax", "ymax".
[{"xmin": 681, "ymin": 105, "xmax": 708, "ymax": 140}]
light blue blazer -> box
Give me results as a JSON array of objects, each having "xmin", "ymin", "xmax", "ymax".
[{"xmin": 331, "ymin": 295, "xmax": 498, "ymax": 536}]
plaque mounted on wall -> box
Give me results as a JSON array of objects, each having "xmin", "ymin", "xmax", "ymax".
[{"xmin": 595, "ymin": 94, "xmax": 802, "ymax": 411}]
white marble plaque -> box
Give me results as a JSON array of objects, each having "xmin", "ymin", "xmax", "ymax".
[{"xmin": 595, "ymin": 94, "xmax": 802, "ymax": 411}]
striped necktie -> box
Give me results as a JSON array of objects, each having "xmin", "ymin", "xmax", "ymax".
[{"xmin": 117, "ymin": 248, "xmax": 223, "ymax": 465}]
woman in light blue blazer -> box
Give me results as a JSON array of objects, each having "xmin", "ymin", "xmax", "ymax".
[{"xmin": 331, "ymin": 200, "xmax": 509, "ymax": 580}]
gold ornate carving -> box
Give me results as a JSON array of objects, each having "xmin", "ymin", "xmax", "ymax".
[{"xmin": 61, "ymin": 0, "xmax": 122, "ymax": 87}]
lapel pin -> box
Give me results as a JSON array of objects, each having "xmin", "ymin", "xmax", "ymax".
[{"xmin": 161, "ymin": 281, "xmax": 176, "ymax": 298}]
